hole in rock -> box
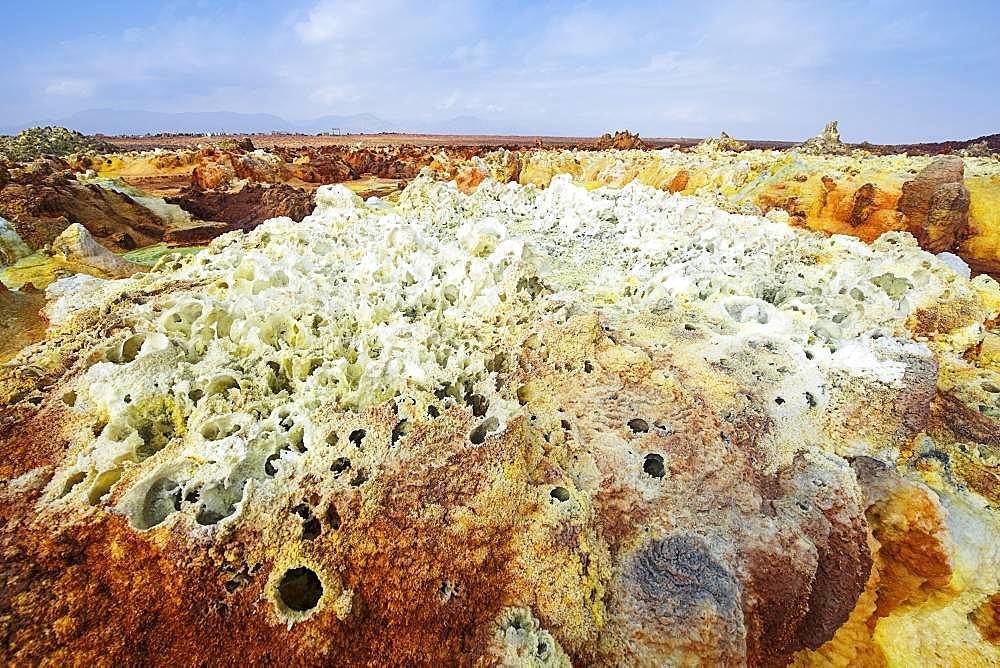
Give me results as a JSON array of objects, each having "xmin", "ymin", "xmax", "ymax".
[
  {"xmin": 486, "ymin": 352, "xmax": 508, "ymax": 374},
  {"xmin": 265, "ymin": 453, "xmax": 281, "ymax": 476},
  {"xmin": 348, "ymin": 429, "xmax": 366, "ymax": 447},
  {"xmin": 469, "ymin": 416, "xmax": 499, "ymax": 444},
  {"xmin": 643, "ymin": 453, "xmax": 665, "ymax": 479},
  {"xmin": 438, "ymin": 579, "xmax": 462, "ymax": 602},
  {"xmin": 804, "ymin": 392, "xmax": 817, "ymax": 408},
  {"xmin": 583, "ymin": 360, "xmax": 594, "ymax": 373},
  {"xmin": 117, "ymin": 334, "xmax": 145, "ymax": 364},
  {"xmin": 61, "ymin": 471, "xmax": 86, "ymax": 497},
  {"xmin": 628, "ymin": 418, "xmax": 649, "ymax": 433},
  {"xmin": 88, "ymin": 468, "xmax": 123, "ymax": 505},
  {"xmin": 350, "ymin": 469, "xmax": 369, "ymax": 487},
  {"xmin": 140, "ymin": 477, "xmax": 182, "ymax": 529},
  {"xmin": 774, "ymin": 396, "xmax": 785, "ymax": 405},
  {"xmin": 293, "ymin": 504, "xmax": 322, "ymax": 540},
  {"xmin": 207, "ymin": 375, "xmax": 239, "ymax": 397},
  {"xmin": 325, "ymin": 431, "xmax": 338, "ymax": 446},
  {"xmin": 277, "ymin": 567, "xmax": 323, "ymax": 612},
  {"xmin": 326, "ymin": 504, "xmax": 341, "ymax": 530},
  {"xmin": 136, "ymin": 412, "xmax": 177, "ymax": 460},
  {"xmin": 330, "ymin": 457, "xmax": 351, "ymax": 476},
  {"xmin": 391, "ymin": 419, "xmax": 410, "ymax": 447},
  {"xmin": 467, "ymin": 393, "xmax": 489, "ymax": 417},
  {"xmin": 427, "ymin": 404, "xmax": 440, "ymax": 418},
  {"xmin": 550, "ymin": 486, "xmax": 570, "ymax": 502},
  {"xmin": 197, "ymin": 508, "xmax": 226, "ymax": 525}
]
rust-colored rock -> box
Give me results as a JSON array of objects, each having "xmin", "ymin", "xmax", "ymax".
[
  {"xmin": 593, "ymin": 130, "xmax": 646, "ymax": 151},
  {"xmin": 898, "ymin": 156, "xmax": 970, "ymax": 252},
  {"xmin": 0, "ymin": 158, "xmax": 166, "ymax": 252},
  {"xmin": 667, "ymin": 169, "xmax": 689, "ymax": 193},
  {"xmin": 167, "ymin": 184, "xmax": 315, "ymax": 234},
  {"xmin": 972, "ymin": 593, "xmax": 1000, "ymax": 644}
]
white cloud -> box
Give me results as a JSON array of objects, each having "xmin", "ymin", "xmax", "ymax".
[
  {"xmin": 293, "ymin": 0, "xmax": 391, "ymax": 44},
  {"xmin": 44, "ymin": 79, "xmax": 95, "ymax": 97}
]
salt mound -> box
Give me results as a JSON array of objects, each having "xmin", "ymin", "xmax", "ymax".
[{"xmin": 1, "ymin": 175, "xmax": 999, "ymax": 665}]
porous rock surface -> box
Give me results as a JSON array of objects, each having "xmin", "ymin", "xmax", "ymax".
[
  {"xmin": 1, "ymin": 176, "xmax": 999, "ymax": 665},
  {"xmin": 498, "ymin": 147, "xmax": 1000, "ymax": 277}
]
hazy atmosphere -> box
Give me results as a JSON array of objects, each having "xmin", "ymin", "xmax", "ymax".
[{"xmin": 3, "ymin": 0, "xmax": 999, "ymax": 140}]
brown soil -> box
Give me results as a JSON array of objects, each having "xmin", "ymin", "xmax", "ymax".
[{"xmin": 103, "ymin": 132, "xmax": 999, "ymax": 156}]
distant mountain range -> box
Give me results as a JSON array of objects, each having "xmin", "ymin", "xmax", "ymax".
[{"xmin": 0, "ymin": 109, "xmax": 521, "ymax": 137}]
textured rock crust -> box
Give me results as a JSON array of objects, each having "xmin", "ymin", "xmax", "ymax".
[
  {"xmin": 167, "ymin": 184, "xmax": 315, "ymax": 241},
  {"xmin": 799, "ymin": 121, "xmax": 847, "ymax": 155},
  {"xmin": 0, "ymin": 157, "xmax": 166, "ymax": 252},
  {"xmin": 696, "ymin": 131, "xmax": 749, "ymax": 153},
  {"xmin": 0, "ymin": 127, "xmax": 114, "ymax": 162},
  {"xmin": 592, "ymin": 130, "xmax": 646, "ymax": 151},
  {"xmin": 898, "ymin": 156, "xmax": 971, "ymax": 252},
  {"xmin": 2, "ymin": 176, "xmax": 998, "ymax": 665}
]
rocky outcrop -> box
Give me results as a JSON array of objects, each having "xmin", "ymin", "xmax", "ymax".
[
  {"xmin": 0, "ymin": 127, "xmax": 114, "ymax": 162},
  {"xmin": 2, "ymin": 178, "xmax": 998, "ymax": 665},
  {"xmin": 695, "ymin": 131, "xmax": 749, "ymax": 153},
  {"xmin": 798, "ymin": 121, "xmax": 847, "ymax": 155},
  {"xmin": 0, "ymin": 157, "xmax": 166, "ymax": 252},
  {"xmin": 288, "ymin": 151, "xmax": 353, "ymax": 184},
  {"xmin": 50, "ymin": 223, "xmax": 146, "ymax": 279},
  {"xmin": 593, "ymin": 130, "xmax": 645, "ymax": 150},
  {"xmin": 167, "ymin": 184, "xmax": 315, "ymax": 237},
  {"xmin": 898, "ymin": 156, "xmax": 970, "ymax": 252}
]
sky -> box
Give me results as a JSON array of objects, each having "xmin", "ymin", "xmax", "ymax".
[{"xmin": 0, "ymin": 0, "xmax": 998, "ymax": 142}]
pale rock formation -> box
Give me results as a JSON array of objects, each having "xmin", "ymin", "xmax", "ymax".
[
  {"xmin": 50, "ymin": 223, "xmax": 146, "ymax": 278},
  {"xmin": 0, "ymin": 214, "xmax": 31, "ymax": 266},
  {"xmin": 799, "ymin": 120, "xmax": 847, "ymax": 155},
  {"xmin": 695, "ymin": 131, "xmax": 749, "ymax": 153}
]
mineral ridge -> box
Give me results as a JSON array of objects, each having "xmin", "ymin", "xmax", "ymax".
[{"xmin": 1, "ymin": 173, "xmax": 999, "ymax": 666}]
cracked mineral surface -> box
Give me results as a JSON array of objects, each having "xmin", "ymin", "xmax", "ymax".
[{"xmin": 1, "ymin": 173, "xmax": 999, "ymax": 666}]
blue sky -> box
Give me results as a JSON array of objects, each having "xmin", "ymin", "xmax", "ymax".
[{"xmin": 1, "ymin": 0, "xmax": 998, "ymax": 141}]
